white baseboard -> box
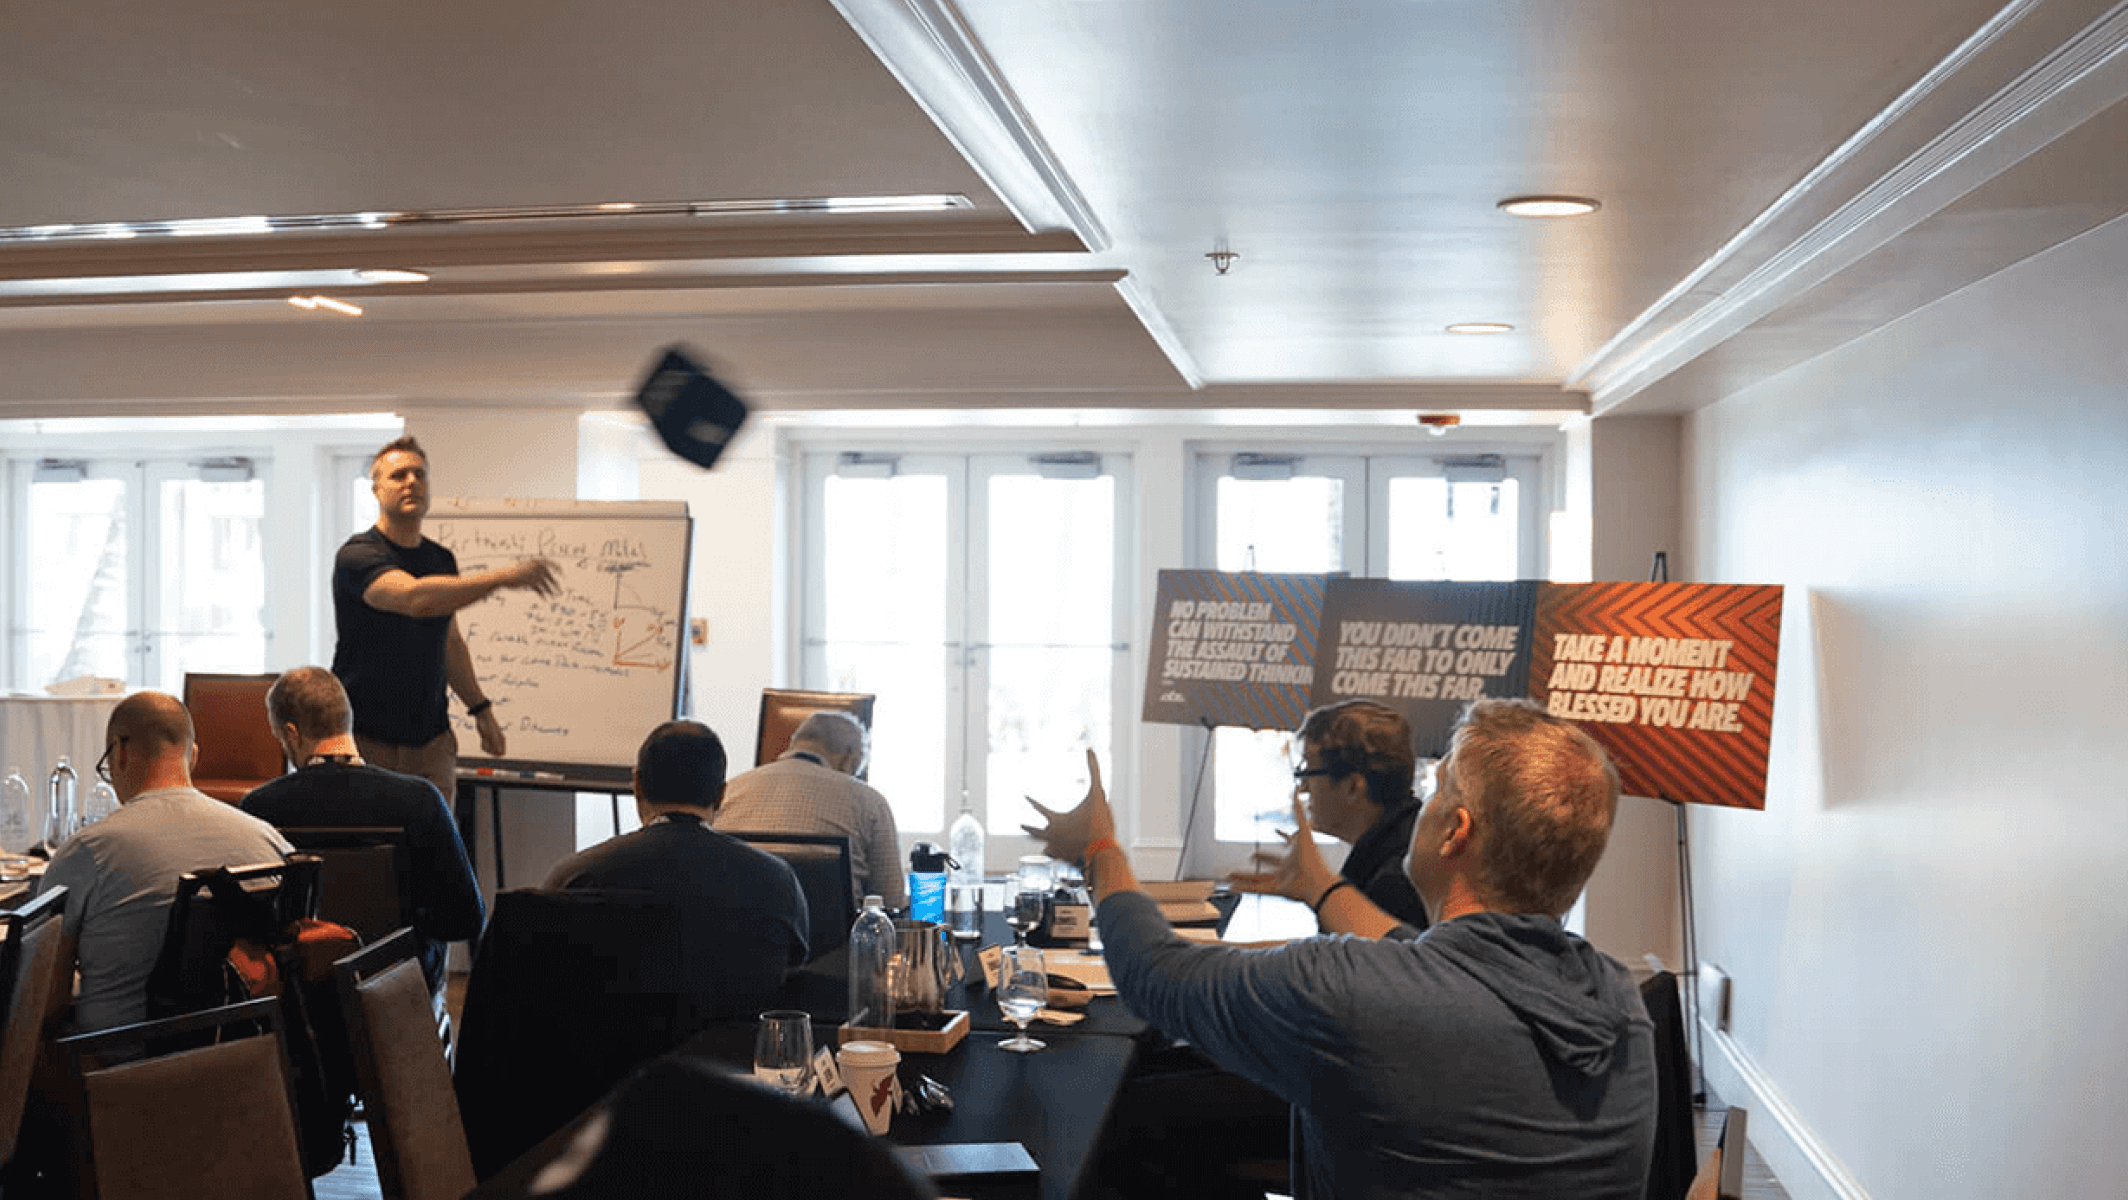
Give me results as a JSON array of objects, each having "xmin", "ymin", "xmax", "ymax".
[{"xmin": 1698, "ymin": 1019, "xmax": 1872, "ymax": 1200}]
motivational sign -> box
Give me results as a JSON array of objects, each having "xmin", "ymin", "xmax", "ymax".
[
  {"xmin": 1527, "ymin": 582, "xmax": 1783, "ymax": 810},
  {"xmin": 1140, "ymin": 570, "xmax": 1786, "ymax": 809},
  {"xmin": 1142, "ymin": 570, "xmax": 1327, "ymax": 731},
  {"xmin": 1311, "ymin": 580, "xmax": 1538, "ymax": 757}
]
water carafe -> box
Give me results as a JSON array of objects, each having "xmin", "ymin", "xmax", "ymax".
[
  {"xmin": 0, "ymin": 767, "xmax": 35, "ymax": 856},
  {"xmin": 42, "ymin": 756, "xmax": 78, "ymax": 854}
]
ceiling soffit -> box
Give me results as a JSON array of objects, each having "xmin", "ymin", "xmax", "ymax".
[{"xmin": 1569, "ymin": 0, "xmax": 2128, "ymax": 412}]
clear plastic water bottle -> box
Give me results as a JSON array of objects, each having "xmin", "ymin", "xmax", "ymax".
[
  {"xmin": 947, "ymin": 803, "xmax": 985, "ymax": 940},
  {"xmin": 82, "ymin": 778, "xmax": 120, "ymax": 827},
  {"xmin": 42, "ymin": 756, "xmax": 78, "ymax": 854},
  {"xmin": 0, "ymin": 767, "xmax": 35, "ymax": 855},
  {"xmin": 847, "ymin": 894, "xmax": 899, "ymax": 1033}
]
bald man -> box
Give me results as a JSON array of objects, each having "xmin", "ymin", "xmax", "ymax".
[{"xmin": 39, "ymin": 691, "xmax": 291, "ymax": 1034}]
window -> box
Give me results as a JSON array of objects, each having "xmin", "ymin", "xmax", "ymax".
[
  {"xmin": 9, "ymin": 457, "xmax": 269, "ymax": 692},
  {"xmin": 1187, "ymin": 448, "xmax": 1543, "ymax": 872},
  {"xmin": 800, "ymin": 449, "xmax": 1130, "ymax": 859}
]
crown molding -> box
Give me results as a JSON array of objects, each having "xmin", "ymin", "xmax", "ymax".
[
  {"xmin": 832, "ymin": 0, "xmax": 1110, "ymax": 250},
  {"xmin": 1572, "ymin": 0, "xmax": 2128, "ymax": 412}
]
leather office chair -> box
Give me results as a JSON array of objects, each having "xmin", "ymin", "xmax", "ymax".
[
  {"xmin": 58, "ymin": 996, "xmax": 312, "ymax": 1200},
  {"xmin": 455, "ymin": 888, "xmax": 799, "ymax": 1179},
  {"xmin": 724, "ymin": 831, "xmax": 856, "ymax": 960},
  {"xmin": 754, "ymin": 689, "xmax": 875, "ymax": 779},
  {"xmin": 0, "ymin": 887, "xmax": 69, "ymax": 1171},
  {"xmin": 336, "ymin": 931, "xmax": 475, "ymax": 1200},
  {"xmin": 182, "ymin": 671, "xmax": 287, "ymax": 804}
]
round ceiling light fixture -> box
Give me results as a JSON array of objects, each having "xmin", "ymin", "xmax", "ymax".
[
  {"xmin": 354, "ymin": 268, "xmax": 430, "ymax": 283},
  {"xmin": 1497, "ymin": 195, "xmax": 1601, "ymax": 218},
  {"xmin": 1446, "ymin": 322, "xmax": 1514, "ymax": 334}
]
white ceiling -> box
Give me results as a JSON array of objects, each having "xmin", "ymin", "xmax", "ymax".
[{"xmin": 3, "ymin": 0, "xmax": 2125, "ymax": 419}]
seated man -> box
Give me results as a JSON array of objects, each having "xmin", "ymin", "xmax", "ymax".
[
  {"xmin": 241, "ymin": 666, "xmax": 484, "ymax": 993},
  {"xmin": 712, "ymin": 711, "xmax": 906, "ymax": 911},
  {"xmin": 546, "ymin": 720, "xmax": 809, "ymax": 970},
  {"xmin": 1027, "ymin": 699, "xmax": 1657, "ymax": 1200},
  {"xmin": 1232, "ymin": 699, "xmax": 1431, "ymax": 929},
  {"xmin": 39, "ymin": 691, "xmax": 292, "ymax": 1034}
]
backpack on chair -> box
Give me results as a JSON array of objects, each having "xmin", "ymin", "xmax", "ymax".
[{"xmin": 147, "ymin": 858, "xmax": 364, "ymax": 1179}]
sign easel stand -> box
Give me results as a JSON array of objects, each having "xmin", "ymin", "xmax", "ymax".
[{"xmin": 1648, "ymin": 551, "xmax": 1707, "ymax": 1105}]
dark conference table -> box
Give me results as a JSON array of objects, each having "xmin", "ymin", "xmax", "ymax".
[
  {"xmin": 472, "ymin": 913, "xmax": 1152, "ymax": 1200},
  {"xmin": 469, "ymin": 1012, "xmax": 1140, "ymax": 1200}
]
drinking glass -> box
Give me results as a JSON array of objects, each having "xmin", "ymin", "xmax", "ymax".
[
  {"xmin": 997, "ymin": 944, "xmax": 1049, "ymax": 1053},
  {"xmin": 753, "ymin": 1010, "xmax": 814, "ymax": 1095},
  {"xmin": 1014, "ymin": 855, "xmax": 1054, "ymax": 895},
  {"xmin": 1006, "ymin": 889, "xmax": 1047, "ymax": 945}
]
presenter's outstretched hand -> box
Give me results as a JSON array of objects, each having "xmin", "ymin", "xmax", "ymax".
[
  {"xmin": 475, "ymin": 707, "xmax": 507, "ymax": 757},
  {"xmin": 1227, "ymin": 797, "xmax": 1339, "ymax": 907},
  {"xmin": 1022, "ymin": 748, "xmax": 1115, "ymax": 866},
  {"xmin": 507, "ymin": 558, "xmax": 561, "ymax": 598}
]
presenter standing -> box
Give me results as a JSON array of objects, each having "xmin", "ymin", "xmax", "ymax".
[{"xmin": 331, "ymin": 435, "xmax": 559, "ymax": 800}]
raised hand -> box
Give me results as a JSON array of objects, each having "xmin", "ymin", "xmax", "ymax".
[
  {"xmin": 1021, "ymin": 748, "xmax": 1114, "ymax": 865},
  {"xmin": 1226, "ymin": 796, "xmax": 1340, "ymax": 906}
]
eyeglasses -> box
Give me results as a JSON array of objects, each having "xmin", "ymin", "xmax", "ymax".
[
  {"xmin": 96, "ymin": 736, "xmax": 126, "ymax": 783},
  {"xmin": 1291, "ymin": 765, "xmax": 1337, "ymax": 783}
]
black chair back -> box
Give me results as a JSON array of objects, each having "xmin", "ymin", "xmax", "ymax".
[
  {"xmin": 454, "ymin": 888, "xmax": 798, "ymax": 1179},
  {"xmin": 725, "ymin": 831, "xmax": 856, "ymax": 959},
  {"xmin": 0, "ymin": 886, "xmax": 68, "ymax": 1165},
  {"xmin": 279, "ymin": 827, "xmax": 412, "ymax": 946}
]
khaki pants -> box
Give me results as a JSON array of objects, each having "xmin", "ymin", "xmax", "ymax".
[{"xmin": 356, "ymin": 728, "xmax": 458, "ymax": 801}]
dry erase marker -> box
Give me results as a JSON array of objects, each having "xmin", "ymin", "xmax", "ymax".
[{"xmin": 471, "ymin": 767, "xmax": 566, "ymax": 782}]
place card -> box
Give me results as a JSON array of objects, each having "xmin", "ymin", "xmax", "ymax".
[
  {"xmin": 977, "ymin": 944, "xmax": 1004, "ymax": 990},
  {"xmin": 812, "ymin": 1046, "xmax": 844, "ymax": 1097}
]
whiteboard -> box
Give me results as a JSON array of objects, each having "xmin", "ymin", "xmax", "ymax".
[{"xmin": 427, "ymin": 498, "xmax": 691, "ymax": 778}]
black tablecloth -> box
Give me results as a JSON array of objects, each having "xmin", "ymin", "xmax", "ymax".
[{"xmin": 468, "ymin": 1019, "xmax": 1140, "ymax": 1200}]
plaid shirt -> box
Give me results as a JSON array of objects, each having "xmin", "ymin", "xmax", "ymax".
[{"xmin": 712, "ymin": 753, "xmax": 907, "ymax": 909}]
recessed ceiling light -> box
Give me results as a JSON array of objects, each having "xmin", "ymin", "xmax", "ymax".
[
  {"xmin": 1497, "ymin": 195, "xmax": 1601, "ymax": 218},
  {"xmin": 1446, "ymin": 322, "xmax": 1514, "ymax": 334},
  {"xmin": 288, "ymin": 294, "xmax": 362, "ymax": 316},
  {"xmin": 353, "ymin": 268, "xmax": 429, "ymax": 284}
]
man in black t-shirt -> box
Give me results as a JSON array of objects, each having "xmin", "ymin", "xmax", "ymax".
[
  {"xmin": 330, "ymin": 435, "xmax": 558, "ymax": 798},
  {"xmin": 243, "ymin": 667, "xmax": 485, "ymax": 993}
]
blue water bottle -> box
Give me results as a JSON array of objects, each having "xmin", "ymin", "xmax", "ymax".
[{"xmin": 908, "ymin": 842, "xmax": 951, "ymax": 923}]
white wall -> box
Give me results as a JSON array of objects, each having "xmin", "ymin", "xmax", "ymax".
[
  {"xmin": 1680, "ymin": 213, "xmax": 2128, "ymax": 1200},
  {"xmin": 1578, "ymin": 414, "xmax": 1687, "ymax": 968}
]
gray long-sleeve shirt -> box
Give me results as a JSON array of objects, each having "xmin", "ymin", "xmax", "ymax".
[{"xmin": 1098, "ymin": 891, "xmax": 1657, "ymax": 1200}]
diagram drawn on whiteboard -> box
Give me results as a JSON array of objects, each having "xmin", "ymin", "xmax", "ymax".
[{"xmin": 609, "ymin": 563, "xmax": 677, "ymax": 670}]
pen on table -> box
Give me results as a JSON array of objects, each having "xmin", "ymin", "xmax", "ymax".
[{"xmin": 470, "ymin": 767, "xmax": 567, "ymax": 782}]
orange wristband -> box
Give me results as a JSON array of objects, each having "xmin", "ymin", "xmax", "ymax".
[{"xmin": 1083, "ymin": 836, "xmax": 1123, "ymax": 865}]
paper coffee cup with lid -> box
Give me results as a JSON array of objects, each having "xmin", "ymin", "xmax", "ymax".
[{"xmin": 836, "ymin": 1040, "xmax": 902, "ymax": 1135}]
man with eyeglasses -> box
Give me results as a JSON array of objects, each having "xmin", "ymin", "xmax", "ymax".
[
  {"xmin": 1231, "ymin": 699, "xmax": 1431, "ymax": 930},
  {"xmin": 38, "ymin": 691, "xmax": 290, "ymax": 1034}
]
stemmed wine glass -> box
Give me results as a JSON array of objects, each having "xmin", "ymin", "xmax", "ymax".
[
  {"xmin": 753, "ymin": 1010, "xmax": 814, "ymax": 1095},
  {"xmin": 997, "ymin": 944, "xmax": 1049, "ymax": 1053},
  {"xmin": 1006, "ymin": 888, "xmax": 1047, "ymax": 945}
]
